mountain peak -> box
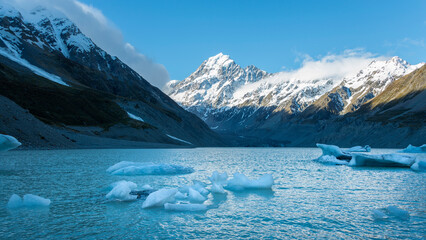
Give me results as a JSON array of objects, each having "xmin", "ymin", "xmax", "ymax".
[{"xmin": 204, "ymin": 52, "xmax": 234, "ymax": 68}]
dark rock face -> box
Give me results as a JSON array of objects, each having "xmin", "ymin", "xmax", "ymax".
[{"xmin": 0, "ymin": 5, "xmax": 224, "ymax": 147}]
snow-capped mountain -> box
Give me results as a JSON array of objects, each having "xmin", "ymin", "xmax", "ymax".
[
  {"xmin": 167, "ymin": 53, "xmax": 424, "ymax": 132},
  {"xmin": 0, "ymin": 4, "xmax": 224, "ymax": 147}
]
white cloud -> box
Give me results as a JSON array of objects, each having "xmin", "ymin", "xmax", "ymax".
[{"xmin": 2, "ymin": 0, "xmax": 170, "ymax": 88}]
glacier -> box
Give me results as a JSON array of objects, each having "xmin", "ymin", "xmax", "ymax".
[
  {"xmin": 106, "ymin": 161, "xmax": 195, "ymax": 175},
  {"xmin": 0, "ymin": 134, "xmax": 21, "ymax": 151}
]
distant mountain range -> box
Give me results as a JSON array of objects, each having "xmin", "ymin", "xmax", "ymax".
[
  {"xmin": 167, "ymin": 53, "xmax": 425, "ymax": 147},
  {"xmin": 0, "ymin": 4, "xmax": 224, "ymax": 148}
]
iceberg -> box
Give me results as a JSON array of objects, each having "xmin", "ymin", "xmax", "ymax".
[
  {"xmin": 164, "ymin": 203, "xmax": 207, "ymax": 212},
  {"xmin": 208, "ymin": 171, "xmax": 228, "ymax": 185},
  {"xmin": 385, "ymin": 206, "xmax": 410, "ymax": 219},
  {"xmin": 142, "ymin": 188, "xmax": 178, "ymax": 208},
  {"xmin": 188, "ymin": 188, "xmax": 207, "ymax": 203},
  {"xmin": 349, "ymin": 153, "xmax": 416, "ymax": 167},
  {"xmin": 107, "ymin": 161, "xmax": 194, "ymax": 176},
  {"xmin": 372, "ymin": 209, "xmax": 387, "ymax": 220},
  {"xmin": 316, "ymin": 143, "xmax": 352, "ymax": 160},
  {"xmin": 0, "ymin": 134, "xmax": 21, "ymax": 151},
  {"xmin": 372, "ymin": 206, "xmax": 409, "ymax": 220},
  {"xmin": 410, "ymin": 159, "xmax": 426, "ymax": 172},
  {"xmin": 174, "ymin": 191, "xmax": 187, "ymax": 200},
  {"xmin": 106, "ymin": 181, "xmax": 138, "ymax": 201},
  {"xmin": 346, "ymin": 145, "xmax": 371, "ymax": 152},
  {"xmin": 398, "ymin": 144, "xmax": 426, "ymax": 153},
  {"xmin": 7, "ymin": 194, "xmax": 23, "ymax": 208},
  {"xmin": 226, "ymin": 173, "xmax": 274, "ymax": 191},
  {"xmin": 314, "ymin": 155, "xmax": 349, "ymax": 165},
  {"xmin": 7, "ymin": 194, "xmax": 51, "ymax": 208},
  {"xmin": 210, "ymin": 182, "xmax": 226, "ymax": 194}
]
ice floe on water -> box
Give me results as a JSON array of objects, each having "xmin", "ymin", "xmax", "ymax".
[
  {"xmin": 398, "ymin": 144, "xmax": 426, "ymax": 153},
  {"xmin": 410, "ymin": 159, "xmax": 426, "ymax": 172},
  {"xmin": 225, "ymin": 173, "xmax": 274, "ymax": 191},
  {"xmin": 106, "ymin": 161, "xmax": 194, "ymax": 175},
  {"xmin": 316, "ymin": 143, "xmax": 352, "ymax": 160},
  {"xmin": 106, "ymin": 181, "xmax": 138, "ymax": 201},
  {"xmin": 0, "ymin": 134, "xmax": 21, "ymax": 152},
  {"xmin": 372, "ymin": 206, "xmax": 410, "ymax": 220},
  {"xmin": 349, "ymin": 153, "xmax": 416, "ymax": 167},
  {"xmin": 131, "ymin": 171, "xmax": 274, "ymax": 212},
  {"xmin": 7, "ymin": 194, "xmax": 51, "ymax": 208},
  {"xmin": 346, "ymin": 145, "xmax": 371, "ymax": 152},
  {"xmin": 142, "ymin": 188, "xmax": 178, "ymax": 208},
  {"xmin": 314, "ymin": 155, "xmax": 349, "ymax": 165}
]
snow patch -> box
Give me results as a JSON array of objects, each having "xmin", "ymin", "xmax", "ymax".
[
  {"xmin": 166, "ymin": 134, "xmax": 192, "ymax": 145},
  {"xmin": 127, "ymin": 112, "xmax": 144, "ymax": 122}
]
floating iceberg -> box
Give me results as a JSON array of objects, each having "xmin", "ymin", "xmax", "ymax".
[
  {"xmin": 410, "ymin": 159, "xmax": 426, "ymax": 172},
  {"xmin": 210, "ymin": 182, "xmax": 226, "ymax": 194},
  {"xmin": 349, "ymin": 153, "xmax": 416, "ymax": 167},
  {"xmin": 142, "ymin": 188, "xmax": 178, "ymax": 208},
  {"xmin": 179, "ymin": 181, "xmax": 209, "ymax": 196},
  {"xmin": 372, "ymin": 206, "xmax": 410, "ymax": 220},
  {"xmin": 385, "ymin": 206, "xmax": 410, "ymax": 219},
  {"xmin": 226, "ymin": 173, "xmax": 274, "ymax": 191},
  {"xmin": 372, "ymin": 209, "xmax": 387, "ymax": 220},
  {"xmin": 0, "ymin": 134, "xmax": 21, "ymax": 152},
  {"xmin": 174, "ymin": 191, "xmax": 187, "ymax": 200},
  {"xmin": 107, "ymin": 161, "xmax": 194, "ymax": 176},
  {"xmin": 208, "ymin": 171, "xmax": 228, "ymax": 185},
  {"xmin": 346, "ymin": 145, "xmax": 371, "ymax": 152},
  {"xmin": 7, "ymin": 194, "xmax": 51, "ymax": 208},
  {"xmin": 316, "ymin": 143, "xmax": 352, "ymax": 160},
  {"xmin": 188, "ymin": 188, "xmax": 207, "ymax": 203},
  {"xmin": 398, "ymin": 144, "xmax": 426, "ymax": 153},
  {"xmin": 164, "ymin": 203, "xmax": 207, "ymax": 212},
  {"xmin": 106, "ymin": 181, "xmax": 138, "ymax": 201},
  {"xmin": 314, "ymin": 155, "xmax": 349, "ymax": 165}
]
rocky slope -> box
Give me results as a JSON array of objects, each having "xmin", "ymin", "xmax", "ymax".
[{"xmin": 0, "ymin": 4, "xmax": 224, "ymax": 148}]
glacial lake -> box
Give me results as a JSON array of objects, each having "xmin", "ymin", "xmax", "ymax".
[{"xmin": 0, "ymin": 148, "xmax": 425, "ymax": 239}]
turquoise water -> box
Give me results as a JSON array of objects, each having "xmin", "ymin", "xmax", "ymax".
[{"xmin": 0, "ymin": 148, "xmax": 425, "ymax": 239}]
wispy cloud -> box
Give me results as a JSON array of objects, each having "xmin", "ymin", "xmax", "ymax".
[{"xmin": 2, "ymin": 0, "xmax": 170, "ymax": 88}]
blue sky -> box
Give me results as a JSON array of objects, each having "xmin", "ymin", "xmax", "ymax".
[{"xmin": 79, "ymin": 0, "xmax": 425, "ymax": 81}]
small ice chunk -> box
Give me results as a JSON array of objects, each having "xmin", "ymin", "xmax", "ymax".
[
  {"xmin": 372, "ymin": 209, "xmax": 387, "ymax": 220},
  {"xmin": 7, "ymin": 194, "xmax": 23, "ymax": 208},
  {"xmin": 210, "ymin": 182, "xmax": 226, "ymax": 194},
  {"xmin": 141, "ymin": 184, "xmax": 153, "ymax": 191},
  {"xmin": 410, "ymin": 159, "xmax": 426, "ymax": 172},
  {"xmin": 398, "ymin": 144, "xmax": 426, "ymax": 153},
  {"xmin": 226, "ymin": 173, "xmax": 274, "ymax": 191},
  {"xmin": 142, "ymin": 188, "xmax": 178, "ymax": 208},
  {"xmin": 0, "ymin": 134, "xmax": 21, "ymax": 152},
  {"xmin": 106, "ymin": 181, "xmax": 138, "ymax": 201},
  {"xmin": 164, "ymin": 203, "xmax": 207, "ymax": 211},
  {"xmin": 174, "ymin": 191, "xmax": 187, "ymax": 200},
  {"xmin": 316, "ymin": 143, "xmax": 352, "ymax": 160},
  {"xmin": 208, "ymin": 171, "xmax": 228, "ymax": 185},
  {"xmin": 314, "ymin": 155, "xmax": 349, "ymax": 165},
  {"xmin": 22, "ymin": 194, "xmax": 51, "ymax": 207},
  {"xmin": 192, "ymin": 181, "xmax": 209, "ymax": 196},
  {"xmin": 188, "ymin": 188, "xmax": 207, "ymax": 203},
  {"xmin": 349, "ymin": 153, "xmax": 416, "ymax": 167},
  {"xmin": 107, "ymin": 161, "xmax": 194, "ymax": 175},
  {"xmin": 347, "ymin": 145, "xmax": 371, "ymax": 152},
  {"xmin": 386, "ymin": 206, "xmax": 410, "ymax": 219},
  {"xmin": 7, "ymin": 194, "xmax": 50, "ymax": 208}
]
